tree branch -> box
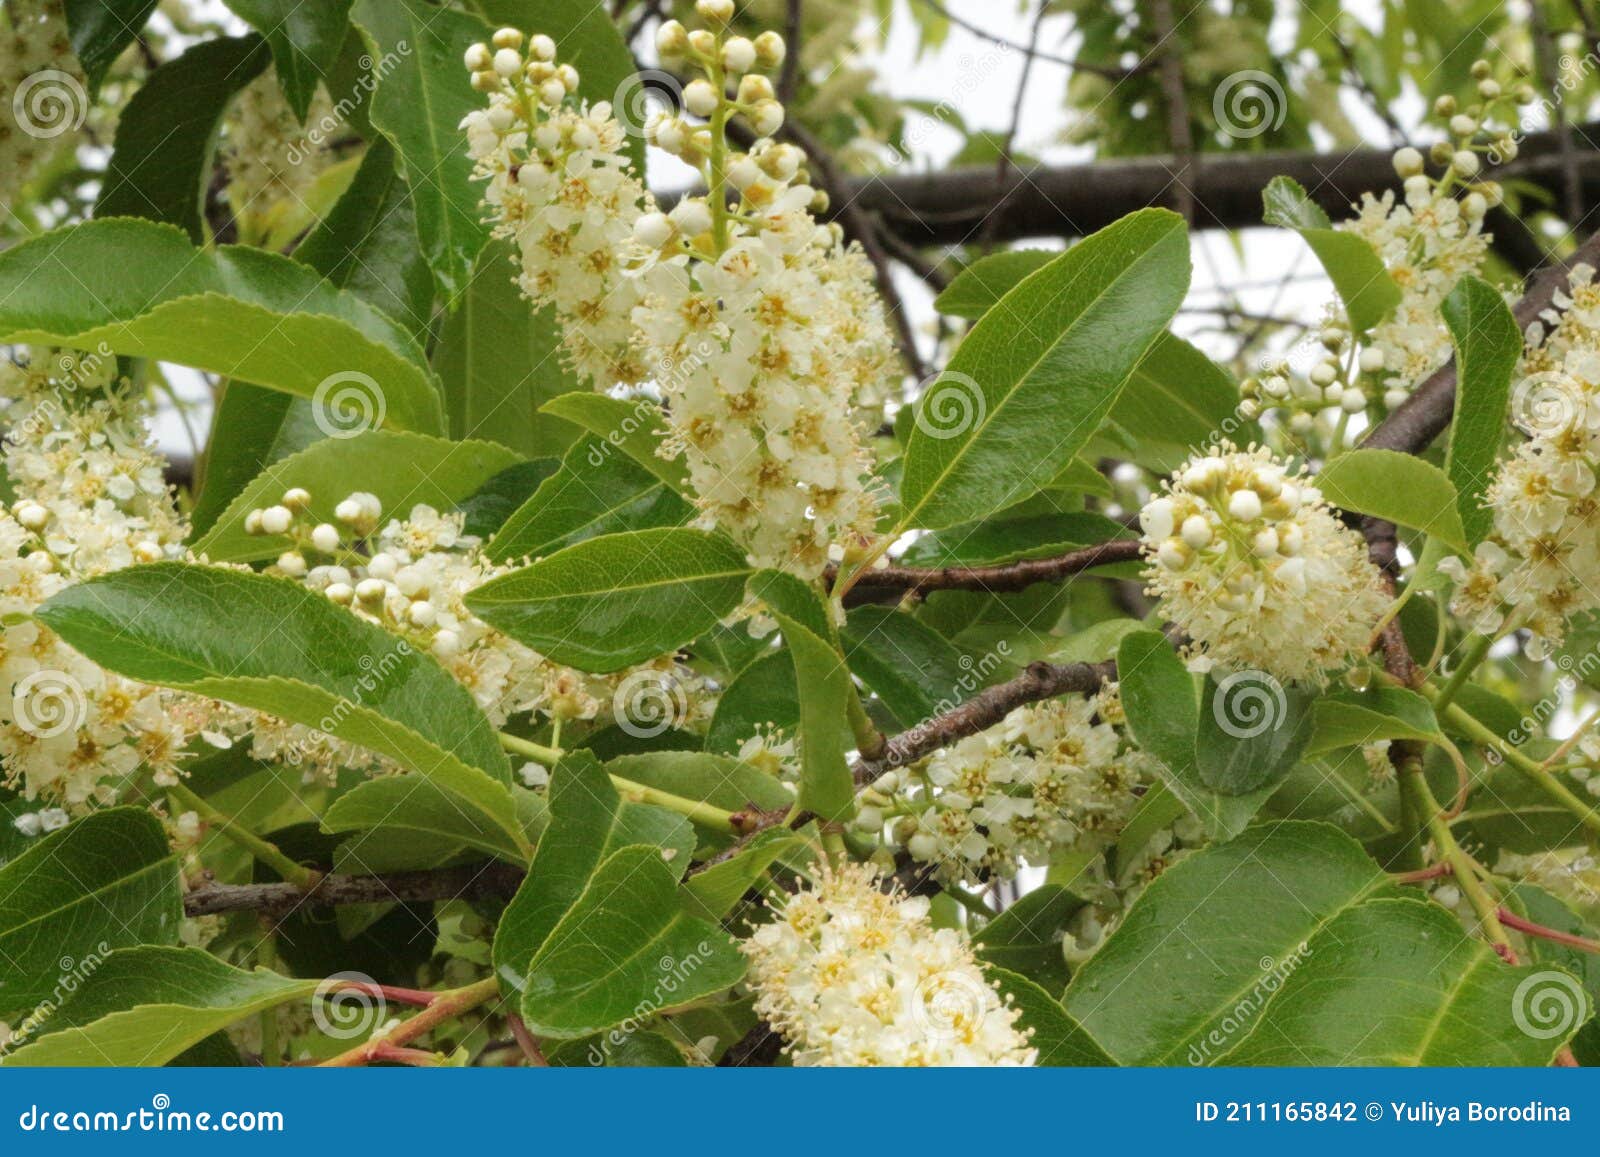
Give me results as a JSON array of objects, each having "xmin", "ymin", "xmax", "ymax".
[
  {"xmin": 828, "ymin": 536, "xmax": 1141, "ymax": 598},
  {"xmin": 182, "ymin": 862, "xmax": 527, "ymax": 917}
]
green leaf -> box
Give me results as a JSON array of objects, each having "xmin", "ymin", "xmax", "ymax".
[
  {"xmin": 900, "ymin": 209, "xmax": 1190, "ymax": 530},
  {"xmin": 0, "ymin": 219, "xmax": 444, "ymax": 433},
  {"xmin": 539, "ymin": 392, "xmax": 689, "ymax": 493},
  {"xmin": 602, "ymin": 751, "xmax": 793, "ymax": 814},
  {"xmin": 1107, "ymin": 333, "xmax": 1259, "ymax": 472},
  {"xmin": 520, "ymin": 845, "xmax": 746, "ymax": 1038},
  {"xmin": 842, "ymin": 605, "xmax": 1007, "ymax": 729},
  {"xmin": 704, "ymin": 648, "xmax": 802, "ymax": 754},
  {"xmin": 492, "ymin": 752, "xmax": 695, "ymax": 993},
  {"xmin": 1228, "ymin": 898, "xmax": 1588, "ymax": 1064},
  {"xmin": 1314, "ymin": 447, "xmax": 1468, "ymax": 553},
  {"xmin": 349, "ymin": 0, "xmax": 492, "ymax": 301},
  {"xmin": 192, "ymin": 429, "xmax": 520, "ymax": 563},
  {"xmin": 36, "ymin": 564, "xmax": 525, "ymax": 854},
  {"xmin": 434, "ymin": 241, "xmax": 584, "ymax": 458},
  {"xmin": 64, "ymin": 0, "xmax": 158, "ymax": 94},
  {"xmin": 97, "ymin": 35, "xmax": 269, "ymax": 242},
  {"xmin": 1442, "ymin": 274, "xmax": 1520, "ymax": 547},
  {"xmin": 784, "ymin": 616, "xmax": 855, "ymax": 820},
  {"xmin": 988, "ymin": 967, "xmax": 1112, "ymax": 1066},
  {"xmin": 487, "ymin": 437, "xmax": 693, "ymax": 564},
  {"xmin": 0, "ymin": 947, "xmax": 317, "ymax": 1067},
  {"xmin": 1115, "ymin": 631, "xmax": 1275, "ymax": 839},
  {"xmin": 1194, "ymin": 672, "xmax": 1315, "ymax": 795},
  {"xmin": 322, "ymin": 775, "xmax": 541, "ymax": 866},
  {"xmin": 1307, "ymin": 684, "xmax": 1442, "ymax": 756},
  {"xmin": 932, "ymin": 249, "xmax": 1056, "ymax": 319},
  {"xmin": 1062, "ymin": 821, "xmax": 1397, "ymax": 1064},
  {"xmin": 0, "ymin": 809, "xmax": 181, "ymax": 1018},
  {"xmin": 456, "ymin": 459, "xmax": 562, "ymax": 538},
  {"xmin": 295, "ymin": 138, "xmax": 436, "ymax": 341},
  {"xmin": 973, "ymin": 885, "xmax": 1081, "ymax": 994},
  {"xmin": 683, "ymin": 828, "xmax": 806, "ymax": 921},
  {"xmin": 190, "ymin": 386, "xmax": 326, "ymax": 537},
  {"xmin": 466, "ymin": 528, "xmax": 751, "ymax": 673},
  {"xmin": 1263, "ymin": 175, "xmax": 1401, "ymax": 334},
  {"xmin": 224, "ymin": 0, "xmax": 353, "ymax": 120},
  {"xmin": 476, "ymin": 0, "xmax": 645, "ymax": 173},
  {"xmin": 898, "ymin": 511, "xmax": 1130, "ymax": 569}
]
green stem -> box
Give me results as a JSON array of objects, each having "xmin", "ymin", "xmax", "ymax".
[
  {"xmin": 1399, "ymin": 759, "xmax": 1513, "ymax": 955},
  {"xmin": 707, "ymin": 57, "xmax": 731, "ymax": 254},
  {"xmin": 1417, "ymin": 686, "xmax": 1600, "ymax": 839},
  {"xmin": 167, "ymin": 781, "xmax": 319, "ymax": 890},
  {"xmin": 1432, "ymin": 630, "xmax": 1496, "ymax": 714},
  {"xmin": 846, "ymin": 685, "xmax": 887, "ymax": 761},
  {"xmin": 497, "ymin": 732, "xmax": 742, "ymax": 833}
]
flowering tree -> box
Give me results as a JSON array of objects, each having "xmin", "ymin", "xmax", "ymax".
[{"xmin": 2, "ymin": 0, "xmax": 1600, "ymax": 1068}]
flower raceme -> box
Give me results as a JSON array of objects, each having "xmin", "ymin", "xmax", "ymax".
[
  {"xmin": 1138, "ymin": 445, "xmax": 1388, "ymax": 685},
  {"xmin": 741, "ymin": 862, "xmax": 1036, "ymax": 1066},
  {"xmin": 461, "ymin": 6, "xmax": 898, "ymax": 577}
]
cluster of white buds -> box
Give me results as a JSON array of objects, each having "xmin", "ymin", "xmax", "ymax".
[
  {"xmin": 463, "ymin": 9, "xmax": 897, "ymax": 576},
  {"xmin": 740, "ymin": 861, "xmax": 1036, "ymax": 1066},
  {"xmin": 1339, "ymin": 64, "xmax": 1532, "ymax": 411},
  {"xmin": 1240, "ymin": 322, "xmax": 1369, "ymax": 429},
  {"xmin": 862, "ymin": 689, "xmax": 1152, "ymax": 886},
  {"xmin": 461, "ymin": 28, "xmax": 647, "ymax": 388},
  {"xmin": 227, "ymin": 487, "xmax": 711, "ymax": 779},
  {"xmin": 1139, "ymin": 445, "xmax": 1388, "ymax": 684}
]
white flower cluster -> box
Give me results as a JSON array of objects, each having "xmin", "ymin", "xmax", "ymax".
[
  {"xmin": 1139, "ymin": 445, "xmax": 1388, "ymax": 684},
  {"xmin": 0, "ymin": 349, "xmax": 192, "ymax": 805},
  {"xmin": 865, "ymin": 689, "xmax": 1149, "ymax": 885},
  {"xmin": 741, "ymin": 861, "xmax": 1035, "ymax": 1066},
  {"xmin": 1446, "ymin": 265, "xmax": 1600, "ymax": 653},
  {"xmin": 0, "ymin": 0, "xmax": 84, "ymax": 217},
  {"xmin": 1341, "ymin": 67, "xmax": 1529, "ymax": 411},
  {"xmin": 1497, "ymin": 848, "xmax": 1600, "ymax": 919},
  {"xmin": 462, "ymin": 4, "xmax": 897, "ymax": 575},
  {"xmin": 221, "ymin": 74, "xmax": 335, "ymax": 233},
  {"xmin": 227, "ymin": 488, "xmax": 709, "ymax": 780}
]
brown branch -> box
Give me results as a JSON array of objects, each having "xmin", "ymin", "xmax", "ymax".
[
  {"xmin": 778, "ymin": 0, "xmax": 802, "ymax": 105},
  {"xmin": 829, "ymin": 536, "xmax": 1141, "ymax": 598},
  {"xmin": 1499, "ymin": 907, "xmax": 1600, "ymax": 954},
  {"xmin": 852, "ymin": 658, "xmax": 1116, "ymax": 784},
  {"xmin": 182, "ymin": 861, "xmax": 526, "ymax": 917},
  {"xmin": 827, "ymin": 122, "xmax": 1600, "ymax": 246},
  {"xmin": 1148, "ymin": 0, "xmax": 1195, "ymax": 224}
]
